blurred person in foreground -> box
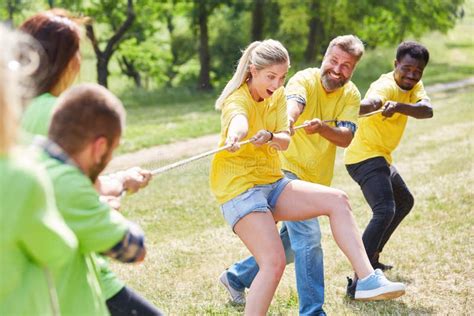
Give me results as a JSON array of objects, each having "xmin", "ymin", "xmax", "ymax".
[
  {"xmin": 0, "ymin": 25, "xmax": 77, "ymax": 315},
  {"xmin": 33, "ymin": 83, "xmax": 163, "ymax": 315}
]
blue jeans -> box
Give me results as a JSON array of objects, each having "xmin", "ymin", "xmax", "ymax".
[
  {"xmin": 221, "ymin": 177, "xmax": 292, "ymax": 231},
  {"xmin": 226, "ymin": 171, "xmax": 326, "ymax": 316}
]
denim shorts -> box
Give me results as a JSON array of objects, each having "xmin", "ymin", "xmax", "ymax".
[{"xmin": 221, "ymin": 177, "xmax": 292, "ymax": 231}]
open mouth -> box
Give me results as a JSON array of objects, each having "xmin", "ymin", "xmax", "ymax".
[
  {"xmin": 328, "ymin": 71, "xmax": 341, "ymax": 79},
  {"xmin": 266, "ymin": 89, "xmax": 274, "ymax": 96}
]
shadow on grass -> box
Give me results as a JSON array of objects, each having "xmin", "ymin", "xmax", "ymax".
[
  {"xmin": 386, "ymin": 273, "xmax": 415, "ymax": 285},
  {"xmin": 343, "ymin": 296, "xmax": 435, "ymax": 315}
]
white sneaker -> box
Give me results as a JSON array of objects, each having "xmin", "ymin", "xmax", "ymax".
[
  {"xmin": 219, "ymin": 270, "xmax": 246, "ymax": 305},
  {"xmin": 355, "ymin": 269, "xmax": 406, "ymax": 301}
]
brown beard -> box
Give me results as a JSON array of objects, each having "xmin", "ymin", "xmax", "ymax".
[
  {"xmin": 321, "ymin": 70, "xmax": 349, "ymax": 92},
  {"xmin": 89, "ymin": 151, "xmax": 110, "ymax": 183}
]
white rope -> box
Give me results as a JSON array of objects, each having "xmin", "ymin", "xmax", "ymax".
[
  {"xmin": 150, "ymin": 139, "xmax": 251, "ymax": 175},
  {"xmin": 117, "ymin": 112, "xmax": 384, "ymax": 197},
  {"xmin": 293, "ymin": 119, "xmax": 338, "ymax": 130},
  {"xmin": 149, "ymin": 119, "xmax": 339, "ymax": 175},
  {"xmin": 359, "ymin": 109, "xmax": 384, "ymax": 118}
]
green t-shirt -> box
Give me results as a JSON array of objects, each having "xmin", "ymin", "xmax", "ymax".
[
  {"xmin": 42, "ymin": 154, "xmax": 130, "ymax": 316},
  {"xmin": 22, "ymin": 92, "xmax": 126, "ymax": 301},
  {"xmin": 21, "ymin": 93, "xmax": 57, "ymax": 137},
  {"xmin": 0, "ymin": 151, "xmax": 77, "ymax": 315},
  {"xmin": 96, "ymin": 255, "xmax": 125, "ymax": 299}
]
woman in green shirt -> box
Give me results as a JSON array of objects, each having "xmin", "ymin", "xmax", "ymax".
[{"xmin": 0, "ymin": 25, "xmax": 78, "ymax": 315}]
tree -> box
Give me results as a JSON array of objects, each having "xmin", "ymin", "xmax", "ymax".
[
  {"xmin": 12, "ymin": 0, "xmax": 464, "ymax": 91},
  {"xmin": 195, "ymin": 0, "xmax": 212, "ymax": 91},
  {"xmin": 319, "ymin": 0, "xmax": 465, "ymax": 49},
  {"xmin": 304, "ymin": 0, "xmax": 324, "ymax": 63},
  {"xmin": 118, "ymin": 55, "xmax": 141, "ymax": 88},
  {"xmin": 2, "ymin": 0, "xmax": 32, "ymax": 27},
  {"xmin": 6, "ymin": 0, "xmax": 21, "ymax": 26},
  {"xmin": 158, "ymin": 1, "xmax": 197, "ymax": 88},
  {"xmin": 251, "ymin": 0, "xmax": 265, "ymax": 41},
  {"xmin": 85, "ymin": 0, "xmax": 135, "ymax": 87},
  {"xmin": 164, "ymin": 8, "xmax": 196, "ymax": 87}
]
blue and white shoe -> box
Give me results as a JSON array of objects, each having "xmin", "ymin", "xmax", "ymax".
[{"xmin": 354, "ymin": 269, "xmax": 406, "ymax": 301}]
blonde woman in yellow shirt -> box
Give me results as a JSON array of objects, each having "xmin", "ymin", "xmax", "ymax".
[{"xmin": 210, "ymin": 39, "xmax": 405, "ymax": 316}]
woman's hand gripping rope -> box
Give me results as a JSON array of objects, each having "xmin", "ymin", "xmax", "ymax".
[{"xmin": 119, "ymin": 111, "xmax": 380, "ymax": 192}]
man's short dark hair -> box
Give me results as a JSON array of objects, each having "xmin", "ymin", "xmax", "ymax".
[
  {"xmin": 48, "ymin": 83, "xmax": 126, "ymax": 156},
  {"xmin": 396, "ymin": 41, "xmax": 430, "ymax": 65}
]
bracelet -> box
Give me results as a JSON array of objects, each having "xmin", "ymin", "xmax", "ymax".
[{"xmin": 267, "ymin": 130, "xmax": 273, "ymax": 142}]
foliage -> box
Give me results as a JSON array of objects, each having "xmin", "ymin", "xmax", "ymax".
[
  {"xmin": 0, "ymin": 0, "xmax": 467, "ymax": 91},
  {"xmin": 0, "ymin": 0, "xmax": 42, "ymax": 26},
  {"xmin": 208, "ymin": 4, "xmax": 248, "ymax": 87},
  {"xmin": 358, "ymin": 0, "xmax": 465, "ymax": 46},
  {"xmin": 116, "ymin": 8, "xmax": 474, "ymax": 153}
]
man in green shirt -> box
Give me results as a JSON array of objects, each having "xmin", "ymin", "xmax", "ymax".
[
  {"xmin": 37, "ymin": 83, "xmax": 162, "ymax": 315},
  {"xmin": 20, "ymin": 56, "xmax": 159, "ymax": 312}
]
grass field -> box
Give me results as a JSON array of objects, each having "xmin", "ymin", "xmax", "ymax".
[
  {"xmin": 110, "ymin": 82, "xmax": 473, "ymax": 314},
  {"xmin": 77, "ymin": 0, "xmax": 474, "ymax": 154}
]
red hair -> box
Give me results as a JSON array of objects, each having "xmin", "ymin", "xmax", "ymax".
[{"xmin": 20, "ymin": 9, "xmax": 82, "ymax": 95}]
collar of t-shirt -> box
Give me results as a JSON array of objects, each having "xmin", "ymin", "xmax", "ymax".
[{"xmin": 33, "ymin": 135, "xmax": 80, "ymax": 170}]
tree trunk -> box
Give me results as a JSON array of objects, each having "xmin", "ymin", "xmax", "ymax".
[
  {"xmin": 119, "ymin": 56, "xmax": 142, "ymax": 88},
  {"xmin": 97, "ymin": 57, "xmax": 109, "ymax": 88},
  {"xmin": 6, "ymin": 0, "xmax": 16, "ymax": 27},
  {"xmin": 165, "ymin": 12, "xmax": 177, "ymax": 87},
  {"xmin": 197, "ymin": 0, "xmax": 212, "ymax": 91},
  {"xmin": 304, "ymin": 0, "xmax": 324, "ymax": 64},
  {"xmin": 85, "ymin": 0, "xmax": 135, "ymax": 88},
  {"xmin": 251, "ymin": 0, "xmax": 265, "ymax": 41}
]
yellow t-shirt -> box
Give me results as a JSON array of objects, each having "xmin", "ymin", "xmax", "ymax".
[
  {"xmin": 280, "ymin": 68, "xmax": 360, "ymax": 185},
  {"xmin": 344, "ymin": 71, "xmax": 429, "ymax": 165},
  {"xmin": 210, "ymin": 83, "xmax": 289, "ymax": 204}
]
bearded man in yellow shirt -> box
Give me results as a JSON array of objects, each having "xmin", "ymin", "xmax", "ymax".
[
  {"xmin": 220, "ymin": 35, "xmax": 366, "ymax": 315},
  {"xmin": 344, "ymin": 42, "xmax": 433, "ymax": 281}
]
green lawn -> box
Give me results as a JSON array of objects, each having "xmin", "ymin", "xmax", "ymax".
[
  {"xmin": 118, "ymin": 90, "xmax": 219, "ymax": 154},
  {"xmin": 76, "ymin": 1, "xmax": 474, "ymax": 154},
  {"xmin": 111, "ymin": 85, "xmax": 473, "ymax": 314}
]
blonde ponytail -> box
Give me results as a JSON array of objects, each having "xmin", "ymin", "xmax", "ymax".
[
  {"xmin": 215, "ymin": 41, "xmax": 261, "ymax": 110},
  {"xmin": 215, "ymin": 39, "xmax": 289, "ymax": 110}
]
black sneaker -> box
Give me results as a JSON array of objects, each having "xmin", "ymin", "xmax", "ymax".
[
  {"xmin": 346, "ymin": 276, "xmax": 356, "ymax": 299},
  {"xmin": 372, "ymin": 262, "xmax": 393, "ymax": 272}
]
